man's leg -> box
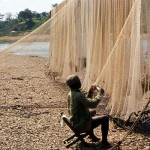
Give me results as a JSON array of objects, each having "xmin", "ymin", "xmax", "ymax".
[
  {"xmin": 89, "ymin": 109, "xmax": 96, "ymax": 116},
  {"xmin": 88, "ymin": 115, "xmax": 109, "ymax": 142}
]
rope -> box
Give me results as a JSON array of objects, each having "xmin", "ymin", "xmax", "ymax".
[{"xmin": 110, "ymin": 98, "xmax": 150, "ymax": 150}]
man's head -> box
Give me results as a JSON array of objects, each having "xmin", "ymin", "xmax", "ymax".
[{"xmin": 66, "ymin": 75, "xmax": 81, "ymax": 89}]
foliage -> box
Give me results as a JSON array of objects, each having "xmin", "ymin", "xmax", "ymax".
[
  {"xmin": 0, "ymin": 9, "xmax": 51, "ymax": 36},
  {"xmin": 18, "ymin": 9, "xmax": 33, "ymax": 21},
  {"xmin": 51, "ymin": 3, "xmax": 58, "ymax": 8}
]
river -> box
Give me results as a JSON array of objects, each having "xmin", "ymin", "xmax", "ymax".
[
  {"xmin": 0, "ymin": 42, "xmax": 49, "ymax": 58},
  {"xmin": 0, "ymin": 40, "xmax": 148, "ymax": 58}
]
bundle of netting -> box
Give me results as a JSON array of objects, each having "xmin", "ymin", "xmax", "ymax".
[{"xmin": 2, "ymin": 0, "xmax": 150, "ymax": 121}]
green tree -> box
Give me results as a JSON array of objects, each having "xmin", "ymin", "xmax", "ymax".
[
  {"xmin": 51, "ymin": 3, "xmax": 58, "ymax": 8},
  {"xmin": 0, "ymin": 13, "xmax": 4, "ymax": 21},
  {"xmin": 18, "ymin": 9, "xmax": 33, "ymax": 21},
  {"xmin": 0, "ymin": 9, "xmax": 51, "ymax": 36},
  {"xmin": 5, "ymin": 13, "xmax": 12, "ymax": 21},
  {"xmin": 41, "ymin": 12, "xmax": 49, "ymax": 17}
]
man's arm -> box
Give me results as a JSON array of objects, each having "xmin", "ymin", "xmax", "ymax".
[
  {"xmin": 67, "ymin": 95, "xmax": 71, "ymax": 115},
  {"xmin": 79, "ymin": 92, "xmax": 101, "ymax": 108}
]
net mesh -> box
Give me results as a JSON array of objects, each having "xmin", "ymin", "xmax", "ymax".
[{"xmin": 1, "ymin": 0, "xmax": 150, "ymax": 120}]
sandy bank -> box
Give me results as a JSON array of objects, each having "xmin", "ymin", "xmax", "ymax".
[
  {"xmin": 0, "ymin": 36, "xmax": 24, "ymax": 42},
  {"xmin": 0, "ymin": 53, "xmax": 149, "ymax": 149}
]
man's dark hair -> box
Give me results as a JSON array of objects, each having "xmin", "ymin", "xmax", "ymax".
[{"xmin": 66, "ymin": 75, "xmax": 81, "ymax": 89}]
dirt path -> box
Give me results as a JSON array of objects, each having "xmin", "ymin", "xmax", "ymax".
[{"xmin": 0, "ymin": 53, "xmax": 149, "ymax": 150}]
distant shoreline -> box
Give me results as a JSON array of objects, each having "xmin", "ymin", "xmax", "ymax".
[
  {"xmin": 0, "ymin": 36, "xmax": 23, "ymax": 42},
  {"xmin": 0, "ymin": 34, "xmax": 149, "ymax": 43}
]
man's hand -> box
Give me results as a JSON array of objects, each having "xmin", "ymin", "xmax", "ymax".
[
  {"xmin": 88, "ymin": 85, "xmax": 97, "ymax": 93},
  {"xmin": 87, "ymin": 85, "xmax": 98, "ymax": 98}
]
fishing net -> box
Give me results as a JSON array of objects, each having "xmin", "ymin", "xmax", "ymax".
[{"xmin": 1, "ymin": 0, "xmax": 150, "ymax": 121}]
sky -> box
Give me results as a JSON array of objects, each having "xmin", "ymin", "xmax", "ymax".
[{"xmin": 0, "ymin": 0, "xmax": 63, "ymax": 15}]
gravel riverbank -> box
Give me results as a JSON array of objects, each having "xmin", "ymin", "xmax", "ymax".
[{"xmin": 0, "ymin": 53, "xmax": 149, "ymax": 150}]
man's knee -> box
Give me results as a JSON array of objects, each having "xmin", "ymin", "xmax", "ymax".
[{"xmin": 102, "ymin": 115, "xmax": 109, "ymax": 124}]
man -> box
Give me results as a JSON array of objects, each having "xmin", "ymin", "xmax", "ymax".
[{"xmin": 66, "ymin": 74, "xmax": 112, "ymax": 148}]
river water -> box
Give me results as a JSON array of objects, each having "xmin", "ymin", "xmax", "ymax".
[
  {"xmin": 0, "ymin": 42, "xmax": 49, "ymax": 58},
  {"xmin": 0, "ymin": 40, "xmax": 148, "ymax": 58}
]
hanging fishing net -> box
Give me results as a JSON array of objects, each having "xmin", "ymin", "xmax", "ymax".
[{"xmin": 1, "ymin": 0, "xmax": 150, "ymax": 121}]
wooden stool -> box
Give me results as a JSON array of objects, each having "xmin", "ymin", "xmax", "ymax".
[{"xmin": 62, "ymin": 115, "xmax": 88, "ymax": 148}]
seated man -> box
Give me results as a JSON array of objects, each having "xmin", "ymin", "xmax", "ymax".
[{"xmin": 66, "ymin": 74, "xmax": 111, "ymax": 148}]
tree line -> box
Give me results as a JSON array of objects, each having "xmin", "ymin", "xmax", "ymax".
[{"xmin": 0, "ymin": 8, "xmax": 54, "ymax": 36}]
